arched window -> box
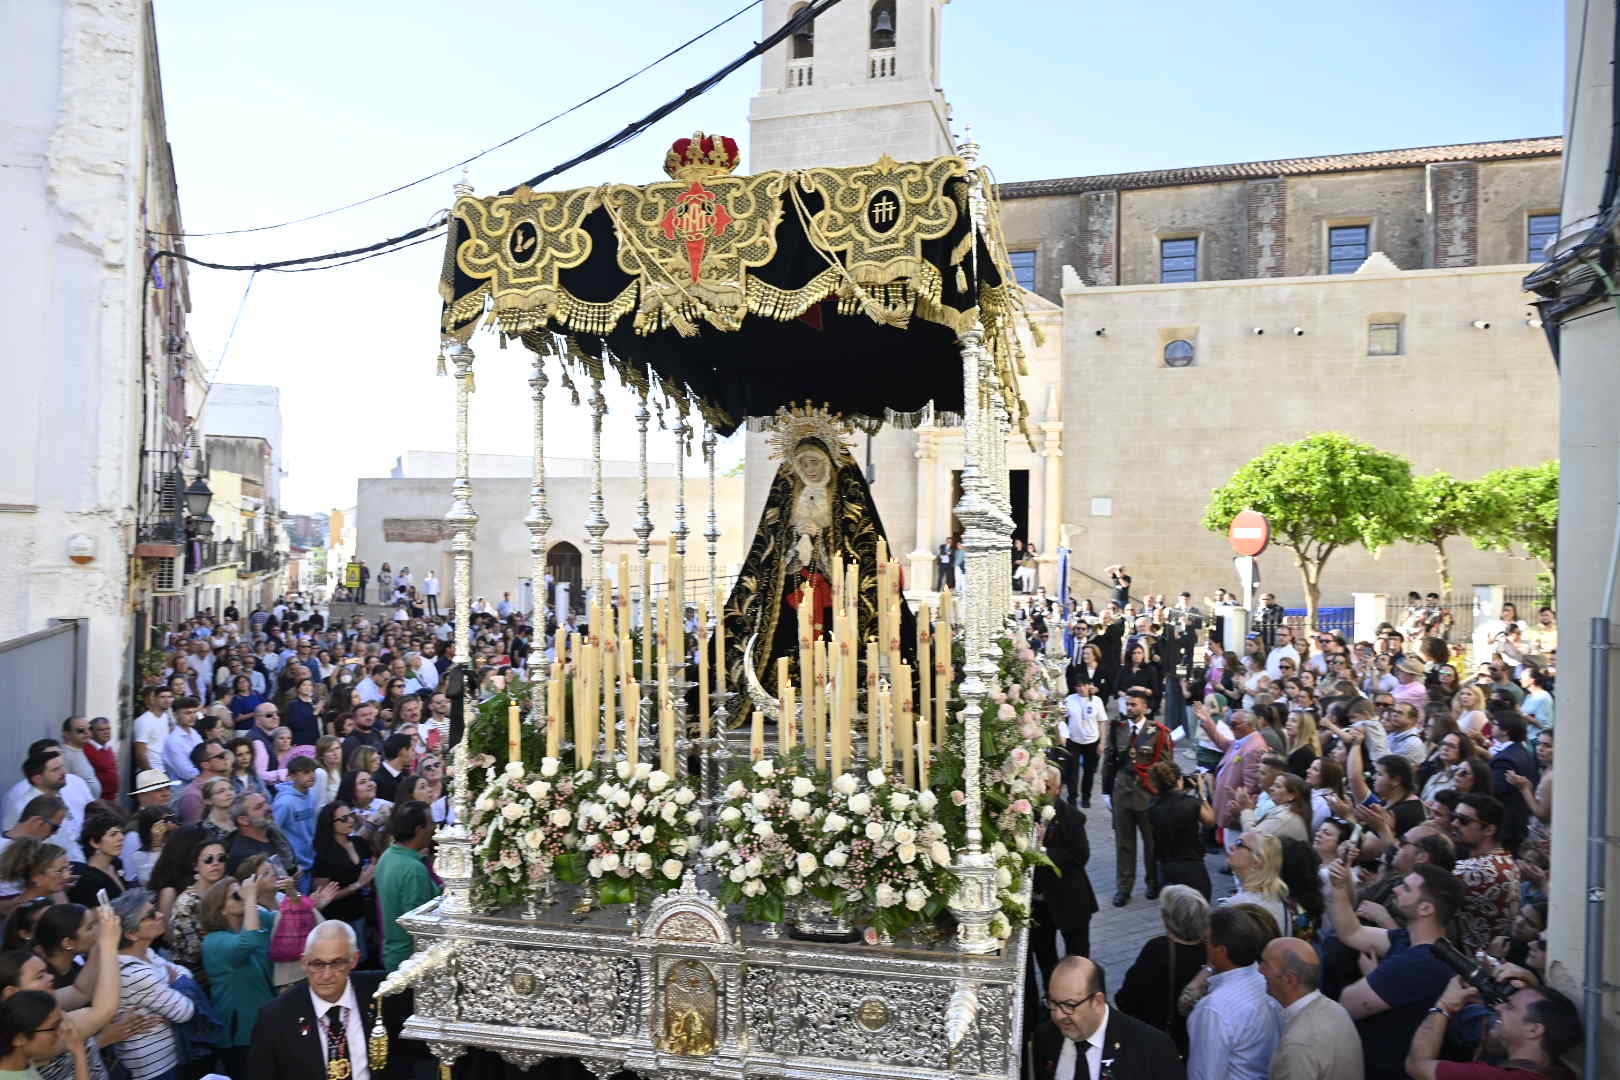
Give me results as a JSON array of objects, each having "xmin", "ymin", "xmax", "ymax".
[
  {"xmin": 789, "ymin": 3, "xmax": 814, "ymax": 58},
  {"xmin": 1163, "ymin": 340, "xmax": 1196, "ymax": 368},
  {"xmin": 870, "ymin": 0, "xmax": 897, "ymax": 49}
]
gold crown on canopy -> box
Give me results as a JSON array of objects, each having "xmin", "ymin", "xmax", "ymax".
[{"xmin": 766, "ymin": 402, "xmax": 856, "ymax": 467}]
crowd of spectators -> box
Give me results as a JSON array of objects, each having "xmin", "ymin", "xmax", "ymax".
[{"xmin": 1021, "ymin": 579, "xmax": 1577, "ymax": 1079}]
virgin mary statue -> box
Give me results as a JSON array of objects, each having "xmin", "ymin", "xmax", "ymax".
[{"xmin": 719, "ymin": 405, "xmax": 915, "ymax": 726}]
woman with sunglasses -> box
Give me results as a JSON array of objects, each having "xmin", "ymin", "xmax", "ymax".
[
  {"xmin": 109, "ymin": 889, "xmax": 195, "ymax": 1080},
  {"xmin": 312, "ymin": 802, "xmax": 378, "ymax": 967},
  {"xmin": 198, "ymin": 867, "xmax": 279, "ymax": 1076},
  {"xmin": 150, "ymin": 833, "xmax": 229, "ymax": 992},
  {"xmin": 0, "ymin": 990, "xmax": 90, "ymax": 1080},
  {"xmin": 1221, "ymin": 831, "xmax": 1291, "ymax": 935},
  {"xmin": 334, "ymin": 772, "xmax": 392, "ymax": 847}
]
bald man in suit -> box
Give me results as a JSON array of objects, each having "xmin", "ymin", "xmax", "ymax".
[{"xmin": 1029, "ymin": 955, "xmax": 1184, "ymax": 1080}]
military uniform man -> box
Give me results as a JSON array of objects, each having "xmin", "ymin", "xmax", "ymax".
[{"xmin": 1100, "ymin": 686, "xmax": 1174, "ymax": 906}]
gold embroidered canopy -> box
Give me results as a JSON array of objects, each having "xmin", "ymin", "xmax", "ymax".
[{"xmin": 439, "ymin": 134, "xmax": 1030, "ymax": 435}]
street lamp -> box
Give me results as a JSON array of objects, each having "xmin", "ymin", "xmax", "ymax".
[
  {"xmin": 192, "ymin": 513, "xmax": 215, "ymax": 539},
  {"xmin": 184, "ymin": 477, "xmax": 213, "ymax": 518}
]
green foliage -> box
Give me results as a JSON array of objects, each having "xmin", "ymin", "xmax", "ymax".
[
  {"xmin": 1203, "ymin": 433, "xmax": 1416, "ymax": 618},
  {"xmin": 1468, "ymin": 461, "xmax": 1560, "ymax": 578},
  {"xmin": 1401, "ymin": 472, "xmax": 1485, "ymax": 590}
]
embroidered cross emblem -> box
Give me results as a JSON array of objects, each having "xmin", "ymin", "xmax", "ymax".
[{"xmin": 661, "ymin": 181, "xmax": 735, "ymax": 282}]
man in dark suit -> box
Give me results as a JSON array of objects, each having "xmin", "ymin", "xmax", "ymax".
[
  {"xmin": 1030, "ymin": 955, "xmax": 1184, "ymax": 1080},
  {"xmin": 1488, "ymin": 712, "xmax": 1539, "ymax": 850},
  {"xmin": 249, "ymin": 918, "xmax": 403, "ymax": 1080},
  {"xmin": 1031, "ymin": 767, "xmax": 1098, "ymax": 988}
]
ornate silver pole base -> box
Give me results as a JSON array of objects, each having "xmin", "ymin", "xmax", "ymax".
[{"xmin": 947, "ymin": 851, "xmax": 1001, "ymax": 955}]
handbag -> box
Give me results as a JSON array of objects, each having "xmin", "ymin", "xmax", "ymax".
[{"xmin": 268, "ymin": 893, "xmax": 319, "ymax": 962}]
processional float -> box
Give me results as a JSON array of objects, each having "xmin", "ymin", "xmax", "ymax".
[{"xmin": 388, "ymin": 130, "xmax": 1058, "ymax": 1080}]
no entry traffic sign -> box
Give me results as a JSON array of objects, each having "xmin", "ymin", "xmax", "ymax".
[{"xmin": 1228, "ymin": 509, "xmax": 1270, "ymax": 557}]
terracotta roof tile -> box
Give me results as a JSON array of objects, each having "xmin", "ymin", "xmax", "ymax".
[{"xmin": 995, "ymin": 137, "xmax": 1563, "ymax": 199}]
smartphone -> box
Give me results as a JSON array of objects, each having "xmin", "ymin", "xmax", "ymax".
[{"xmin": 96, "ymin": 888, "xmax": 111, "ymax": 909}]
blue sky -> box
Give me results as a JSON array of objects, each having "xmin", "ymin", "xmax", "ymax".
[{"xmin": 153, "ymin": 0, "xmax": 1562, "ymax": 512}]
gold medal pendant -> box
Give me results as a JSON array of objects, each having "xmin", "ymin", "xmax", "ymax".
[{"xmin": 327, "ymin": 1059, "xmax": 353, "ymax": 1080}]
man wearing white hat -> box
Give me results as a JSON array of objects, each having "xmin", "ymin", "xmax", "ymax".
[{"xmin": 120, "ymin": 769, "xmax": 175, "ymax": 864}]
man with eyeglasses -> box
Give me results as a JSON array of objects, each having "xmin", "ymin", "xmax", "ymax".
[
  {"xmin": 0, "ymin": 795, "xmax": 67, "ymax": 862},
  {"xmin": 1264, "ymin": 625, "xmax": 1299, "ymax": 681},
  {"xmin": 1030, "ymin": 954, "xmax": 1183, "ymax": 1080},
  {"xmin": 248, "ymin": 919, "xmax": 398, "ymax": 1080},
  {"xmin": 175, "ymin": 741, "xmax": 232, "ymax": 825},
  {"xmin": 1451, "ymin": 793, "xmax": 1520, "ymax": 954}
]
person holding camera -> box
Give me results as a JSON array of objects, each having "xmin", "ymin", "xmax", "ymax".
[
  {"xmin": 1320, "ymin": 859, "xmax": 1464, "ymax": 1080},
  {"xmin": 1404, "ymin": 965, "xmax": 1581, "ymax": 1080},
  {"xmin": 1146, "ymin": 761, "xmax": 1214, "ymax": 900}
]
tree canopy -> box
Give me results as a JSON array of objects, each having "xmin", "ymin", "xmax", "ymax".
[{"xmin": 1469, "ymin": 460, "xmax": 1560, "ymax": 581}]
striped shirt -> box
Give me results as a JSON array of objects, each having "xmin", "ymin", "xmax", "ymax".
[
  {"xmin": 114, "ymin": 954, "xmax": 195, "ymax": 1079},
  {"xmin": 1187, "ymin": 963, "xmax": 1282, "ymax": 1080}
]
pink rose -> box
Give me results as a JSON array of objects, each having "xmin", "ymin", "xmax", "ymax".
[
  {"xmin": 1010, "ymin": 747, "xmax": 1031, "ymax": 768},
  {"xmin": 1011, "ymin": 798, "xmax": 1033, "ymax": 815},
  {"xmin": 951, "ymin": 790, "xmax": 967, "ymax": 806},
  {"xmin": 1019, "ymin": 722, "xmax": 1040, "ymax": 741},
  {"xmin": 998, "ymin": 703, "xmax": 1017, "ymax": 721}
]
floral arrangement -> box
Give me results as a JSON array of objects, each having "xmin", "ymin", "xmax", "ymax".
[
  {"xmin": 707, "ymin": 755, "xmax": 957, "ymax": 937},
  {"xmin": 930, "ymin": 634, "xmax": 1058, "ymax": 936},
  {"xmin": 575, "ymin": 760, "xmax": 704, "ymax": 905},
  {"xmin": 466, "ymin": 756, "xmax": 590, "ymax": 910}
]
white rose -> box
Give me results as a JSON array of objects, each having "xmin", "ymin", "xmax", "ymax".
[
  {"xmin": 729, "ymin": 864, "xmax": 749, "ymax": 883},
  {"xmin": 822, "ymin": 813, "xmax": 849, "ymax": 834},
  {"xmin": 824, "ymin": 848, "xmax": 849, "ymax": 868},
  {"xmin": 614, "ymin": 791, "xmax": 632, "ymax": 809},
  {"xmin": 867, "ymin": 769, "xmax": 887, "ymax": 788},
  {"xmin": 720, "ymin": 806, "xmax": 742, "ymax": 825},
  {"xmin": 847, "ymin": 792, "xmax": 872, "ymax": 815},
  {"xmin": 501, "ymin": 804, "xmax": 525, "ymax": 821},
  {"xmin": 788, "ymin": 799, "xmax": 812, "ymax": 821},
  {"xmin": 791, "ymin": 777, "xmax": 815, "ymax": 798},
  {"xmin": 1014, "ymin": 833, "xmax": 1030, "ymax": 852},
  {"xmin": 505, "ymin": 761, "xmax": 526, "ymax": 779},
  {"xmin": 540, "ymin": 757, "xmax": 560, "ymax": 778},
  {"xmin": 864, "ymin": 821, "xmax": 885, "ymax": 842},
  {"xmin": 704, "ymin": 840, "xmax": 730, "ymax": 858},
  {"xmin": 796, "ymin": 851, "xmax": 818, "ymax": 877},
  {"xmin": 671, "ymin": 839, "xmax": 688, "ymax": 856},
  {"xmin": 611, "ymin": 829, "xmax": 631, "ymax": 846},
  {"xmin": 660, "ymin": 802, "xmax": 679, "ymax": 824},
  {"xmin": 526, "ymin": 780, "xmax": 551, "ymax": 801},
  {"xmin": 929, "ymin": 841, "xmax": 952, "ymax": 866},
  {"xmin": 752, "ymin": 820, "xmax": 775, "ymax": 839},
  {"xmin": 752, "ymin": 759, "xmax": 775, "ymax": 780},
  {"xmin": 647, "ymin": 771, "xmax": 670, "ymax": 793},
  {"xmin": 832, "ymin": 773, "xmax": 858, "ymax": 796},
  {"xmin": 893, "ymin": 826, "xmax": 917, "ymax": 845},
  {"xmin": 587, "ymin": 857, "xmax": 603, "ymax": 877},
  {"xmin": 635, "ymin": 762, "xmax": 653, "ymax": 781},
  {"xmin": 875, "ymin": 883, "xmax": 901, "ymax": 908},
  {"xmin": 616, "ymin": 760, "xmax": 632, "ymax": 780},
  {"xmin": 916, "ymin": 790, "xmax": 938, "ymax": 813},
  {"xmin": 674, "ymin": 787, "xmax": 696, "ymax": 806},
  {"xmin": 634, "ymin": 852, "xmax": 653, "ymax": 873},
  {"xmin": 990, "ymin": 841, "xmax": 1009, "ymax": 860},
  {"xmin": 726, "ymin": 780, "xmax": 747, "ymax": 799},
  {"xmin": 742, "ymin": 878, "xmax": 766, "ymax": 897},
  {"xmin": 629, "ymin": 793, "xmax": 647, "ymax": 813},
  {"xmin": 897, "ymin": 843, "xmax": 918, "ymax": 864},
  {"xmin": 476, "ymin": 796, "xmax": 495, "ymax": 813},
  {"xmin": 995, "ymin": 866, "xmax": 1013, "ymax": 889},
  {"xmin": 1040, "ymin": 804, "xmax": 1056, "ymax": 823},
  {"xmin": 640, "ymin": 824, "xmax": 657, "ymax": 843},
  {"xmin": 905, "ymin": 887, "xmax": 928, "ymax": 912},
  {"xmin": 925, "ymin": 822, "xmax": 946, "ymax": 841},
  {"xmin": 600, "ymin": 852, "xmax": 621, "ymax": 872},
  {"xmin": 548, "ymin": 808, "xmax": 572, "ymax": 828},
  {"xmin": 684, "ymin": 809, "xmax": 703, "ymax": 826},
  {"xmin": 662, "ymin": 858, "xmax": 684, "ymax": 880},
  {"xmin": 745, "ymin": 857, "xmax": 764, "ymax": 877},
  {"xmin": 583, "ymin": 833, "xmax": 601, "ymax": 848},
  {"xmin": 751, "ymin": 791, "xmax": 773, "ymax": 811},
  {"xmin": 888, "ymin": 792, "xmax": 912, "ymax": 813},
  {"xmin": 784, "ymin": 875, "xmax": 804, "ymax": 896},
  {"xmin": 523, "ymin": 828, "xmax": 545, "ymax": 849}
]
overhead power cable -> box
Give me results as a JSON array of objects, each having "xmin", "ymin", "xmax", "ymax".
[
  {"xmin": 147, "ymin": 0, "xmax": 840, "ymax": 277},
  {"xmin": 156, "ymin": 0, "xmax": 765, "ymax": 239}
]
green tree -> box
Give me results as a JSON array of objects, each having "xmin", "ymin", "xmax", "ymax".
[
  {"xmin": 1468, "ymin": 460, "xmax": 1560, "ymax": 585},
  {"xmin": 1203, "ymin": 433, "xmax": 1416, "ymax": 624},
  {"xmin": 1401, "ymin": 471, "xmax": 1482, "ymax": 592}
]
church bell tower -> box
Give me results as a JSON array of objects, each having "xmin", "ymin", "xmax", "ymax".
[{"xmin": 748, "ymin": 0, "xmax": 954, "ymax": 173}]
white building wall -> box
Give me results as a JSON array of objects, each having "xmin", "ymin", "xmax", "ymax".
[
  {"xmin": 204, "ymin": 384, "xmax": 284, "ymax": 503},
  {"xmin": 0, "ymin": 0, "xmax": 151, "ymax": 733}
]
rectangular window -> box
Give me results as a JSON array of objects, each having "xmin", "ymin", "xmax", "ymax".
[
  {"xmin": 1368, "ymin": 322, "xmax": 1402, "ymax": 356},
  {"xmin": 1329, "ymin": 225, "xmax": 1370, "ymax": 274},
  {"xmin": 1160, "ymin": 238, "xmax": 1198, "ymax": 283},
  {"xmin": 1008, "ymin": 249, "xmax": 1037, "ymax": 291},
  {"xmin": 1527, "ymin": 214, "xmax": 1560, "ymax": 262}
]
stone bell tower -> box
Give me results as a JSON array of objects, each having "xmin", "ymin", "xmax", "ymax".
[
  {"xmin": 748, "ymin": 0, "xmax": 954, "ymax": 173},
  {"xmin": 743, "ymin": 0, "xmax": 955, "ymax": 550}
]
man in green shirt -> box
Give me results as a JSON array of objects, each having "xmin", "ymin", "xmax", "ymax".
[{"xmin": 375, "ymin": 800, "xmax": 440, "ymax": 971}]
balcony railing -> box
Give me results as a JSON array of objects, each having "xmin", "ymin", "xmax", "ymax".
[
  {"xmin": 868, "ymin": 48, "xmax": 896, "ymax": 79},
  {"xmin": 786, "ymin": 58, "xmax": 813, "ymax": 88},
  {"xmin": 135, "ymin": 449, "xmax": 185, "ymax": 553}
]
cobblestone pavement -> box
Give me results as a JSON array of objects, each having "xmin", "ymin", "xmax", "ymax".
[{"xmin": 1057, "ymin": 747, "xmax": 1227, "ymax": 996}]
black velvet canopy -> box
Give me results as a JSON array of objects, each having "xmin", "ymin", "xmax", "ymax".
[{"xmin": 438, "ymin": 143, "xmax": 1026, "ymax": 434}]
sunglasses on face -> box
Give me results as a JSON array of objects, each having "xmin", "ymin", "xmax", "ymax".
[{"xmin": 199, "ymin": 854, "xmax": 225, "ymax": 865}]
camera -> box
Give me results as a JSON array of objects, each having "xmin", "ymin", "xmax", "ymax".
[{"xmin": 1432, "ymin": 937, "xmax": 1514, "ymax": 1006}]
